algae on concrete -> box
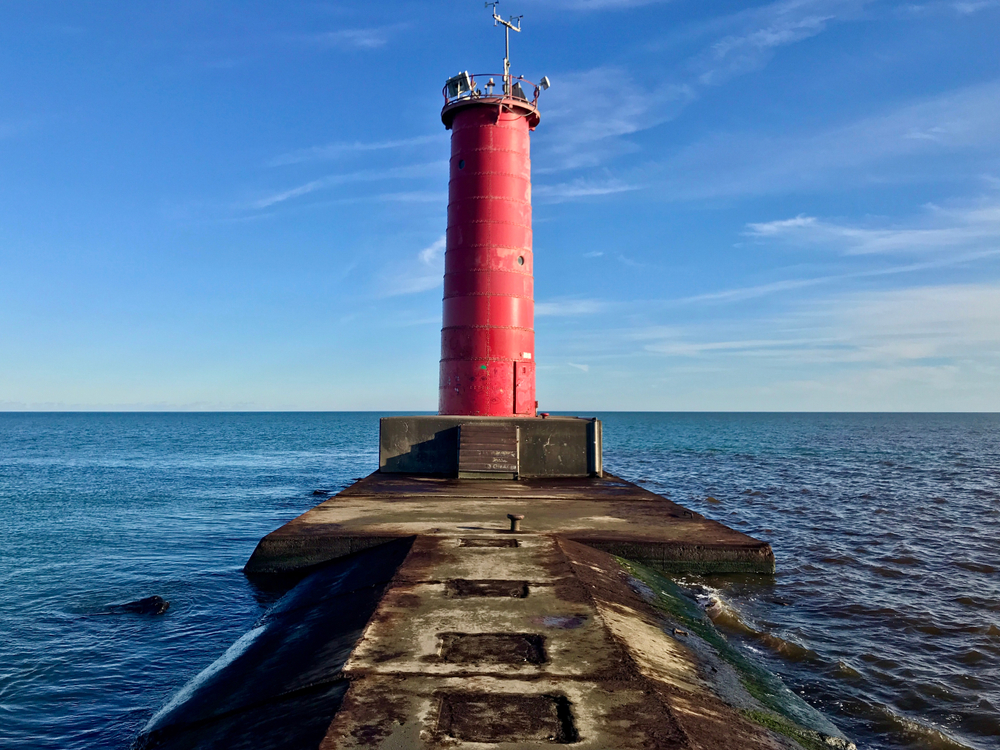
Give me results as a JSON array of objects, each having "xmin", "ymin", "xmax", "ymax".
[{"xmin": 619, "ymin": 558, "xmax": 856, "ymax": 750}]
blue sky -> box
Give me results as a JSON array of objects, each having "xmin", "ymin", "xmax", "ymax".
[{"xmin": 2, "ymin": 0, "xmax": 999, "ymax": 411}]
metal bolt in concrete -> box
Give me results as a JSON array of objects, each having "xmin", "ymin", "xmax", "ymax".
[{"xmin": 507, "ymin": 513, "xmax": 525, "ymax": 533}]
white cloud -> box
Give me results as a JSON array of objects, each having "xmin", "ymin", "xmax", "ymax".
[
  {"xmin": 641, "ymin": 282, "xmax": 1000, "ymax": 367},
  {"xmin": 534, "ymin": 178, "xmax": 639, "ymax": 202},
  {"xmin": 381, "ymin": 274, "xmax": 441, "ymax": 297},
  {"xmin": 268, "ymin": 135, "xmax": 440, "ymax": 167},
  {"xmin": 536, "ymin": 66, "xmax": 695, "ymax": 169},
  {"xmin": 535, "ymin": 299, "xmax": 604, "ymax": 316},
  {"xmin": 658, "ymin": 78, "xmax": 1000, "ymax": 199},
  {"xmin": 745, "ymin": 198, "xmax": 1000, "ymax": 255},
  {"xmin": 567, "ymin": 362, "xmax": 591, "ymax": 372},
  {"xmin": 694, "ymin": 5, "xmax": 839, "ymax": 86},
  {"xmin": 541, "ymin": 0, "xmax": 668, "ymax": 9},
  {"xmin": 901, "ymin": 0, "xmax": 1000, "ymax": 15},
  {"xmin": 745, "ymin": 215, "xmax": 818, "ymax": 235},
  {"xmin": 298, "ymin": 26, "xmax": 402, "ymax": 50},
  {"xmin": 418, "ymin": 236, "xmax": 446, "ymax": 265},
  {"xmin": 679, "ymin": 277, "xmax": 833, "ymax": 304},
  {"xmin": 377, "ymin": 191, "xmax": 447, "ymax": 203},
  {"xmin": 534, "ymin": 1, "xmax": 869, "ymax": 173},
  {"xmin": 251, "ymin": 179, "xmax": 325, "ymax": 209},
  {"xmin": 378, "ymin": 235, "xmax": 447, "ymax": 298},
  {"xmin": 244, "ymin": 161, "xmax": 447, "ymax": 211}
]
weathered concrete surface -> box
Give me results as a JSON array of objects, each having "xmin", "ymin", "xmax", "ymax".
[
  {"xmin": 141, "ymin": 533, "xmax": 794, "ymax": 750},
  {"xmin": 320, "ymin": 534, "xmax": 787, "ymax": 749},
  {"xmin": 245, "ymin": 472, "xmax": 774, "ymax": 576},
  {"xmin": 139, "ymin": 472, "xmax": 786, "ymax": 748},
  {"xmin": 135, "ymin": 538, "xmax": 415, "ymax": 750},
  {"xmin": 379, "ymin": 415, "xmax": 601, "ymax": 477}
]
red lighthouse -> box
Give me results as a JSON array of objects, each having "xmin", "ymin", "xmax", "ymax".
[{"xmin": 438, "ymin": 8, "xmax": 549, "ymax": 417}]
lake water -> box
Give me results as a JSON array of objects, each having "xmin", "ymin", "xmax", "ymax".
[{"xmin": 0, "ymin": 412, "xmax": 997, "ymax": 749}]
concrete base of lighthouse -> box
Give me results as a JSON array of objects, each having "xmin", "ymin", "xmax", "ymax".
[{"xmin": 379, "ymin": 415, "xmax": 602, "ymax": 478}]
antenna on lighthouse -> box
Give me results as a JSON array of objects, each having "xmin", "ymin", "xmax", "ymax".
[{"xmin": 486, "ymin": 1, "xmax": 522, "ymax": 94}]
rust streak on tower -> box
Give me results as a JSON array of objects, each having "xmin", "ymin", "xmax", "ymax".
[{"xmin": 438, "ymin": 9, "xmax": 548, "ymax": 417}]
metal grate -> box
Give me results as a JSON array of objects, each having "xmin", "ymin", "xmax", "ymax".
[
  {"xmin": 437, "ymin": 693, "xmax": 578, "ymax": 743},
  {"xmin": 445, "ymin": 579, "xmax": 529, "ymax": 598},
  {"xmin": 458, "ymin": 423, "xmax": 519, "ymax": 479}
]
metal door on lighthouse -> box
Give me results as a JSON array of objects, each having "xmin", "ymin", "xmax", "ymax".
[{"xmin": 514, "ymin": 360, "xmax": 535, "ymax": 415}]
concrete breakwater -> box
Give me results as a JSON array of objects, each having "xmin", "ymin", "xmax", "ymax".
[{"xmin": 134, "ymin": 470, "xmax": 857, "ymax": 749}]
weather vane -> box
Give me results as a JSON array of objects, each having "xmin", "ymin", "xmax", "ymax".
[{"xmin": 486, "ymin": 1, "xmax": 522, "ymax": 89}]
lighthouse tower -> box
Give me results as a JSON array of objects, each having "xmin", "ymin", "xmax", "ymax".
[
  {"xmin": 376, "ymin": 9, "xmax": 597, "ymax": 480},
  {"xmin": 438, "ymin": 8, "xmax": 548, "ymax": 417}
]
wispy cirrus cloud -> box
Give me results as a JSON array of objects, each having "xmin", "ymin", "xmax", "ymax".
[
  {"xmin": 539, "ymin": 0, "xmax": 669, "ymax": 9},
  {"xmin": 651, "ymin": 249, "xmax": 1000, "ymax": 306},
  {"xmin": 533, "ymin": 177, "xmax": 640, "ymax": 202},
  {"xmin": 654, "ymin": 78, "xmax": 1000, "ymax": 200},
  {"xmin": 268, "ymin": 135, "xmax": 440, "ymax": 167},
  {"xmin": 244, "ymin": 161, "xmax": 446, "ymax": 211},
  {"xmin": 900, "ymin": 0, "xmax": 1000, "ymax": 15},
  {"xmin": 745, "ymin": 198, "xmax": 1000, "ymax": 254},
  {"xmin": 532, "ymin": 1, "xmax": 874, "ymax": 183},
  {"xmin": 380, "ymin": 235, "xmax": 446, "ymax": 297},
  {"xmin": 689, "ymin": 0, "xmax": 871, "ymax": 86},
  {"xmin": 418, "ymin": 236, "xmax": 446, "ymax": 265},
  {"xmin": 536, "ymin": 66, "xmax": 695, "ymax": 170},
  {"xmin": 637, "ymin": 282, "xmax": 1000, "ymax": 373},
  {"xmin": 535, "ymin": 298, "xmax": 604, "ymax": 316},
  {"xmin": 663, "ymin": 199, "xmax": 1000, "ymax": 306},
  {"xmin": 295, "ymin": 25, "xmax": 404, "ymax": 50},
  {"xmin": 381, "ymin": 274, "xmax": 441, "ymax": 297}
]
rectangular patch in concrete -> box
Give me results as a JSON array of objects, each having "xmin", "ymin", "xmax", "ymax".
[
  {"xmin": 436, "ymin": 692, "xmax": 577, "ymax": 743},
  {"xmin": 438, "ymin": 633, "xmax": 546, "ymax": 665},
  {"xmin": 459, "ymin": 538, "xmax": 519, "ymax": 548},
  {"xmin": 445, "ymin": 579, "xmax": 529, "ymax": 598}
]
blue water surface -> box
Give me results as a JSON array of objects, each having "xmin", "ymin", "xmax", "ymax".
[{"xmin": 1, "ymin": 412, "xmax": 998, "ymax": 750}]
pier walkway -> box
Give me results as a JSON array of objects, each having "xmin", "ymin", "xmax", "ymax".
[
  {"xmin": 245, "ymin": 472, "xmax": 774, "ymax": 576},
  {"xmin": 138, "ymin": 473, "xmax": 791, "ymax": 749}
]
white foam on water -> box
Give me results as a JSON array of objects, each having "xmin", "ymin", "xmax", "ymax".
[{"xmin": 143, "ymin": 624, "xmax": 267, "ymax": 731}]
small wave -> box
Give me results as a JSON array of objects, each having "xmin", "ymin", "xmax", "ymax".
[
  {"xmin": 958, "ymin": 649, "xmax": 988, "ymax": 666},
  {"xmin": 872, "ymin": 565, "xmax": 907, "ymax": 579},
  {"xmin": 831, "ymin": 660, "xmax": 863, "ymax": 681},
  {"xmin": 954, "ymin": 595, "xmax": 1000, "ymax": 612},
  {"xmin": 840, "ymin": 603, "xmax": 903, "ymax": 618},
  {"xmin": 820, "ymin": 555, "xmax": 855, "ymax": 565},
  {"xmin": 867, "ymin": 704, "xmax": 977, "ymax": 750},
  {"xmin": 881, "ymin": 554, "xmax": 922, "ymax": 566},
  {"xmin": 703, "ymin": 597, "xmax": 818, "ymax": 663},
  {"xmin": 952, "ymin": 561, "xmax": 996, "ymax": 574}
]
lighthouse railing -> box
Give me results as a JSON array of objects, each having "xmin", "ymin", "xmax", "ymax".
[{"xmin": 441, "ymin": 74, "xmax": 541, "ymax": 108}]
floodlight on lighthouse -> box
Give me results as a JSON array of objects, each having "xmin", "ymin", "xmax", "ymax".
[
  {"xmin": 539, "ymin": 76, "xmax": 551, "ymax": 90},
  {"xmin": 445, "ymin": 71, "xmax": 473, "ymax": 99}
]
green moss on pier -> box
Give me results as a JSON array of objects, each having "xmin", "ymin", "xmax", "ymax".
[{"xmin": 618, "ymin": 558, "xmax": 854, "ymax": 750}]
